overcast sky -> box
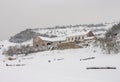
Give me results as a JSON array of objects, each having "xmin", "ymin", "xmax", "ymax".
[{"xmin": 0, "ymin": 0, "xmax": 120, "ymax": 40}]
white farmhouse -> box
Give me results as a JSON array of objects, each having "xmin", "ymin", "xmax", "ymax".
[{"xmin": 66, "ymin": 31, "xmax": 96, "ymax": 42}]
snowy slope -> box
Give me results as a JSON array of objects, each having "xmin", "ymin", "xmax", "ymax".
[{"xmin": 0, "ymin": 47, "xmax": 120, "ymax": 82}]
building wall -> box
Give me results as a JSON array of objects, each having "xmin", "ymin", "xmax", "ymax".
[
  {"xmin": 57, "ymin": 42, "xmax": 80, "ymax": 50},
  {"xmin": 66, "ymin": 31, "xmax": 95, "ymax": 43},
  {"xmin": 66, "ymin": 35, "xmax": 84, "ymax": 42},
  {"xmin": 33, "ymin": 37, "xmax": 63, "ymax": 49},
  {"xmin": 33, "ymin": 37, "xmax": 45, "ymax": 48}
]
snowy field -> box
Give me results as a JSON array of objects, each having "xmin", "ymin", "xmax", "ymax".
[{"xmin": 0, "ymin": 47, "xmax": 120, "ymax": 82}]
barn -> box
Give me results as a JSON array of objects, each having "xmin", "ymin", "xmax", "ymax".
[{"xmin": 33, "ymin": 36, "xmax": 66, "ymax": 50}]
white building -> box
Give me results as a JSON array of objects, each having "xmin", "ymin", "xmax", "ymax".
[{"xmin": 66, "ymin": 31, "xmax": 95, "ymax": 42}]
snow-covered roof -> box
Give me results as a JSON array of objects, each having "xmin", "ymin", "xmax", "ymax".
[
  {"xmin": 38, "ymin": 36, "xmax": 66, "ymax": 42},
  {"xmin": 84, "ymin": 36, "xmax": 95, "ymax": 40},
  {"xmin": 67, "ymin": 30, "xmax": 90, "ymax": 37}
]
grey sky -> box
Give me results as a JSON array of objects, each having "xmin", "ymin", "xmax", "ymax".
[{"xmin": 0, "ymin": 0, "xmax": 120, "ymax": 40}]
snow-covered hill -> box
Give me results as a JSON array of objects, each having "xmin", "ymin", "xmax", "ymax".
[
  {"xmin": 33, "ymin": 23, "xmax": 114, "ymax": 38},
  {"xmin": 8, "ymin": 23, "xmax": 114, "ymax": 43}
]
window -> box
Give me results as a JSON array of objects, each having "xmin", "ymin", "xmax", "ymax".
[
  {"xmin": 75, "ymin": 37, "xmax": 77, "ymax": 40},
  {"xmin": 72, "ymin": 38, "xmax": 73, "ymax": 41},
  {"xmin": 36, "ymin": 44, "xmax": 39, "ymax": 47},
  {"xmin": 47, "ymin": 43, "xmax": 51, "ymax": 45},
  {"xmin": 82, "ymin": 36, "xmax": 84, "ymax": 39},
  {"xmin": 68, "ymin": 38, "xmax": 70, "ymax": 41},
  {"xmin": 59, "ymin": 41, "xmax": 61, "ymax": 43}
]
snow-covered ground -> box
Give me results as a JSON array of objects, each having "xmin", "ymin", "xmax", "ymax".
[{"xmin": 0, "ymin": 47, "xmax": 120, "ymax": 82}]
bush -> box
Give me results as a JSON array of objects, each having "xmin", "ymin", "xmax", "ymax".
[{"xmin": 97, "ymin": 23, "xmax": 120, "ymax": 54}]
